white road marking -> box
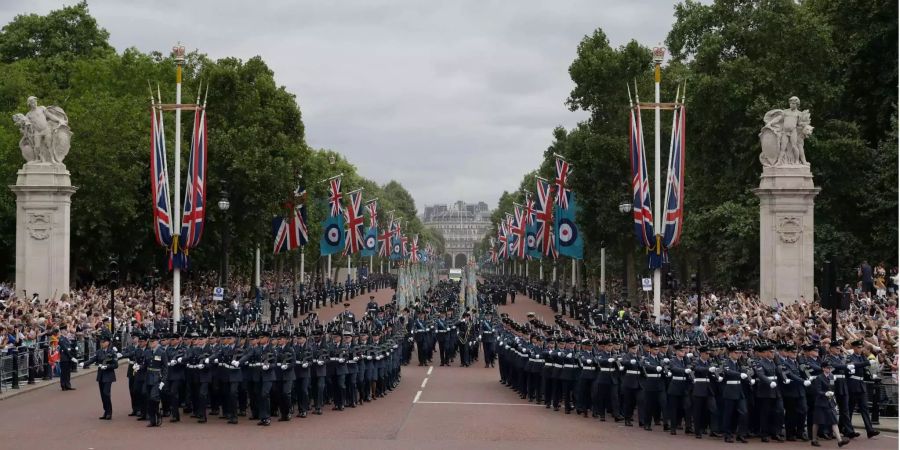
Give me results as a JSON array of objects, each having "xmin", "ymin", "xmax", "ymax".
[
  {"xmin": 413, "ymin": 390, "xmax": 422, "ymax": 403},
  {"xmin": 427, "ymin": 366, "xmax": 433, "ymax": 375},
  {"xmin": 415, "ymin": 401, "xmax": 542, "ymax": 406},
  {"xmin": 420, "ymin": 378, "xmax": 429, "ymax": 388}
]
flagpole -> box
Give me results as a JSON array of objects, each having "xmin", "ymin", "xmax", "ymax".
[
  {"xmin": 652, "ymin": 45, "xmax": 664, "ymax": 324},
  {"xmin": 255, "ymin": 244, "xmax": 260, "ymax": 288},
  {"xmin": 300, "ymin": 247, "xmax": 305, "ymax": 288},
  {"xmin": 172, "ymin": 43, "xmax": 185, "ymax": 324},
  {"xmin": 327, "ymin": 254, "xmax": 332, "ymax": 284},
  {"xmin": 571, "ymin": 258, "xmax": 576, "ymax": 289}
]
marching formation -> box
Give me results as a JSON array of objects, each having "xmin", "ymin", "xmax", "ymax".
[
  {"xmin": 483, "ymin": 277, "xmax": 884, "ymax": 448},
  {"xmin": 80, "ymin": 297, "xmax": 407, "ymax": 427}
]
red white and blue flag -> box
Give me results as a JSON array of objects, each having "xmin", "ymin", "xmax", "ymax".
[
  {"xmin": 366, "ymin": 201, "xmax": 378, "ymax": 228},
  {"xmin": 180, "ymin": 94, "xmax": 209, "ymax": 252},
  {"xmin": 497, "ymin": 221, "xmax": 509, "ymax": 260},
  {"xmin": 343, "ymin": 190, "xmax": 365, "ymax": 255},
  {"xmin": 511, "ymin": 205, "xmax": 527, "ymax": 259},
  {"xmin": 662, "ymin": 103, "xmax": 686, "ymax": 249},
  {"xmin": 554, "ymin": 158, "xmax": 571, "ymax": 209},
  {"xmin": 534, "ymin": 179, "xmax": 557, "ymax": 259},
  {"xmin": 149, "ymin": 95, "xmax": 173, "ymax": 248},
  {"xmin": 408, "ymin": 235, "xmax": 419, "ymax": 263},
  {"xmin": 629, "ymin": 98, "xmax": 654, "ymax": 249},
  {"xmin": 328, "ymin": 178, "xmax": 343, "ymax": 217},
  {"xmin": 379, "ymin": 218, "xmax": 393, "ymax": 257},
  {"xmin": 273, "ymin": 207, "xmax": 308, "ymax": 254}
]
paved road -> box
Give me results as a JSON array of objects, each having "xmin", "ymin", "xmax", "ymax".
[{"xmin": 0, "ymin": 287, "xmax": 895, "ymax": 450}]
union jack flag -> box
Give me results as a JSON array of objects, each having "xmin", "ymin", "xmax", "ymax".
[
  {"xmin": 554, "ymin": 157, "xmax": 571, "ymax": 209},
  {"xmin": 408, "ymin": 235, "xmax": 419, "ymax": 263},
  {"xmin": 366, "ymin": 200, "xmax": 378, "ymax": 228},
  {"xmin": 343, "ymin": 190, "xmax": 365, "ymax": 255},
  {"xmin": 149, "ymin": 96, "xmax": 172, "ymax": 247},
  {"xmin": 180, "ymin": 96, "xmax": 208, "ymax": 251},
  {"xmin": 497, "ymin": 222, "xmax": 508, "ymax": 260},
  {"xmin": 511, "ymin": 205, "xmax": 527, "ymax": 259},
  {"xmin": 535, "ymin": 179, "xmax": 557, "ymax": 258},
  {"xmin": 523, "ymin": 194, "xmax": 535, "ymax": 226},
  {"xmin": 663, "ymin": 102, "xmax": 686, "ymax": 249},
  {"xmin": 378, "ymin": 219, "xmax": 393, "ymax": 257},
  {"xmin": 328, "ymin": 178, "xmax": 343, "ymax": 217},
  {"xmin": 273, "ymin": 206, "xmax": 308, "ymax": 254},
  {"xmin": 629, "ymin": 98, "xmax": 654, "ymax": 248}
]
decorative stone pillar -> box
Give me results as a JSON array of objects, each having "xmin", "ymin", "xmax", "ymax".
[
  {"xmin": 754, "ymin": 166, "xmax": 819, "ymax": 304},
  {"xmin": 10, "ymin": 164, "xmax": 76, "ymax": 300}
]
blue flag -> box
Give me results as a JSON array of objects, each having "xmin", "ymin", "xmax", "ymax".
[
  {"xmin": 390, "ymin": 235, "xmax": 402, "ymax": 261},
  {"xmin": 320, "ymin": 213, "xmax": 346, "ymax": 256},
  {"xmin": 526, "ymin": 219, "xmax": 541, "ymax": 260},
  {"xmin": 361, "ymin": 226, "xmax": 377, "ymax": 257},
  {"xmin": 554, "ymin": 191, "xmax": 583, "ymax": 259}
]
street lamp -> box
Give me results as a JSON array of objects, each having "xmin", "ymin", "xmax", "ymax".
[{"xmin": 218, "ymin": 192, "xmax": 231, "ymax": 289}]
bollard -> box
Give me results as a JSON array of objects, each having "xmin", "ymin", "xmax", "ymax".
[{"xmin": 42, "ymin": 345, "xmax": 51, "ymax": 380}]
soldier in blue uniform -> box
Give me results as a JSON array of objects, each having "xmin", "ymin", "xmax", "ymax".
[
  {"xmin": 779, "ymin": 343, "xmax": 809, "ymax": 441},
  {"xmin": 79, "ymin": 332, "xmax": 119, "ymax": 419},
  {"xmin": 665, "ymin": 344, "xmax": 691, "ymax": 435},
  {"xmin": 640, "ymin": 342, "xmax": 666, "ymax": 431},
  {"xmin": 719, "ymin": 345, "xmax": 749, "ymax": 443},
  {"xmin": 846, "ymin": 340, "xmax": 879, "ymax": 438},
  {"xmin": 57, "ymin": 327, "xmax": 77, "ymax": 391},
  {"xmin": 691, "ymin": 345, "xmax": 719, "ymax": 439},
  {"xmin": 292, "ymin": 329, "xmax": 312, "ymax": 418},
  {"xmin": 753, "ymin": 344, "xmax": 784, "ymax": 442},
  {"xmin": 480, "ymin": 311, "xmax": 497, "ymax": 368},
  {"xmin": 143, "ymin": 334, "xmax": 169, "ymax": 427}
]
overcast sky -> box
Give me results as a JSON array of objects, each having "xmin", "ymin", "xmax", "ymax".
[{"xmin": 1, "ymin": 0, "xmax": 680, "ymax": 209}]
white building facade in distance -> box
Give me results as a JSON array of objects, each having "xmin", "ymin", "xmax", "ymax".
[{"xmin": 422, "ymin": 201, "xmax": 492, "ymax": 268}]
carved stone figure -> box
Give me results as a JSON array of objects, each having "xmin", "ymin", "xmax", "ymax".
[
  {"xmin": 12, "ymin": 96, "xmax": 72, "ymax": 165},
  {"xmin": 759, "ymin": 96, "xmax": 813, "ymax": 167}
]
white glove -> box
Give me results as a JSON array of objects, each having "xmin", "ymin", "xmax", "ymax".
[
  {"xmin": 748, "ymin": 378, "xmax": 754, "ymax": 385},
  {"xmin": 847, "ymin": 364, "xmax": 855, "ymax": 370},
  {"xmin": 586, "ymin": 359, "xmax": 593, "ymax": 364},
  {"xmin": 280, "ymin": 364, "xmax": 288, "ymax": 370},
  {"xmin": 197, "ymin": 364, "xmax": 204, "ymax": 369},
  {"xmin": 133, "ymin": 364, "xmax": 140, "ymax": 371},
  {"xmin": 366, "ymin": 356, "xmax": 373, "ymax": 360},
  {"xmin": 803, "ymin": 380, "xmax": 811, "ymax": 387},
  {"xmin": 116, "ymin": 353, "xmax": 123, "ymax": 358},
  {"xmin": 849, "ymin": 369, "xmax": 855, "ymax": 374},
  {"xmin": 302, "ymin": 363, "xmax": 309, "ymax": 368},
  {"xmin": 784, "ymin": 379, "xmax": 791, "ymax": 385},
  {"xmin": 608, "ymin": 358, "xmax": 615, "ymax": 363},
  {"xmin": 78, "ymin": 362, "xmax": 84, "ymax": 369},
  {"xmin": 686, "ymin": 352, "xmax": 694, "ymax": 358},
  {"xmin": 566, "ymin": 353, "xmax": 573, "ymax": 358},
  {"xmin": 630, "ymin": 359, "xmax": 636, "ymax": 365},
  {"xmin": 685, "ymin": 368, "xmax": 692, "ymax": 374},
  {"xmin": 557, "ymin": 352, "xmax": 564, "ymax": 357},
  {"xmin": 231, "ymin": 360, "xmax": 239, "ymax": 367},
  {"xmin": 177, "ymin": 357, "xmax": 183, "ymax": 363},
  {"xmin": 317, "ymin": 361, "xmax": 324, "ymax": 366},
  {"xmin": 769, "ymin": 381, "xmax": 777, "ymax": 389},
  {"xmin": 663, "ymin": 358, "xmax": 670, "ymax": 364},
  {"xmin": 99, "ymin": 365, "xmax": 107, "ymax": 370},
  {"xmin": 159, "ymin": 382, "xmax": 164, "ymax": 390},
  {"xmin": 708, "ymin": 367, "xmax": 717, "ymax": 373},
  {"xmin": 619, "ymin": 366, "xmax": 625, "ymax": 371},
  {"xmin": 825, "ymin": 390, "xmax": 834, "ymax": 398},
  {"xmin": 262, "ymin": 364, "xmax": 270, "ymax": 370},
  {"xmin": 338, "ymin": 358, "xmax": 345, "ymax": 363},
  {"xmin": 656, "ymin": 366, "xmax": 663, "ymax": 372},
  {"xmin": 213, "ymin": 359, "xmax": 219, "ymax": 364},
  {"xmin": 72, "ymin": 358, "xmax": 78, "ymax": 364},
  {"xmin": 353, "ymin": 357, "xmax": 359, "ymax": 362},
  {"xmin": 392, "ymin": 345, "xmax": 398, "ymax": 349},
  {"xmin": 740, "ymin": 373, "xmax": 748, "ymax": 380},
  {"xmin": 667, "ymin": 371, "xmax": 672, "ymax": 377},
  {"xmin": 204, "ymin": 358, "xmax": 210, "ymax": 364}
]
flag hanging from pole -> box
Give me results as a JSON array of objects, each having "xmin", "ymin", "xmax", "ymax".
[
  {"xmin": 149, "ymin": 95, "xmax": 173, "ymax": 248},
  {"xmin": 511, "ymin": 206, "xmax": 527, "ymax": 259},
  {"xmin": 409, "ymin": 235, "xmax": 420, "ymax": 263},
  {"xmin": 555, "ymin": 191, "xmax": 583, "ymax": 259},
  {"xmin": 629, "ymin": 95, "xmax": 654, "ymax": 249},
  {"xmin": 535, "ymin": 179, "xmax": 557, "ymax": 259},
  {"xmin": 180, "ymin": 91, "xmax": 208, "ymax": 253},
  {"xmin": 378, "ymin": 220, "xmax": 392, "ymax": 257},
  {"xmin": 320, "ymin": 176, "xmax": 345, "ymax": 256},
  {"xmin": 662, "ymin": 100, "xmax": 686, "ymax": 249},
  {"xmin": 342, "ymin": 190, "xmax": 365, "ymax": 255}
]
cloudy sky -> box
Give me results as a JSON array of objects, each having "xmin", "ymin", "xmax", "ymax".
[{"xmin": 1, "ymin": 0, "xmax": 680, "ymax": 209}]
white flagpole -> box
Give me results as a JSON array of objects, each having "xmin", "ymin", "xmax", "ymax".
[
  {"xmin": 652, "ymin": 46, "xmax": 665, "ymax": 324},
  {"xmin": 255, "ymin": 244, "xmax": 261, "ymax": 287},
  {"xmin": 327, "ymin": 254, "xmax": 332, "ymax": 284},
  {"xmin": 300, "ymin": 248, "xmax": 305, "ymax": 287},
  {"xmin": 172, "ymin": 43, "xmax": 185, "ymax": 324},
  {"xmin": 347, "ymin": 254, "xmax": 352, "ymax": 281}
]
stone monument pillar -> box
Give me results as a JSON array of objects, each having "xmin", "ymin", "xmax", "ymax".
[
  {"xmin": 754, "ymin": 96, "xmax": 820, "ymax": 305},
  {"xmin": 9, "ymin": 97, "xmax": 76, "ymax": 301}
]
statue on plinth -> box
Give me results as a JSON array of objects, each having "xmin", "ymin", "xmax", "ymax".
[
  {"xmin": 12, "ymin": 96, "xmax": 71, "ymax": 166},
  {"xmin": 759, "ymin": 96, "xmax": 813, "ymax": 167}
]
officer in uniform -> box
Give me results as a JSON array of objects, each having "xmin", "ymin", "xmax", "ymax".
[
  {"xmin": 665, "ymin": 344, "xmax": 691, "ymax": 435},
  {"xmin": 293, "ymin": 329, "xmax": 312, "ymax": 418},
  {"xmin": 719, "ymin": 345, "xmax": 748, "ymax": 443},
  {"xmin": 79, "ymin": 332, "xmax": 119, "ymax": 419},
  {"xmin": 753, "ymin": 344, "xmax": 784, "ymax": 442},
  {"xmin": 480, "ymin": 311, "xmax": 497, "ymax": 368},
  {"xmin": 58, "ymin": 328, "xmax": 78, "ymax": 391},
  {"xmin": 144, "ymin": 334, "xmax": 169, "ymax": 427},
  {"xmin": 640, "ymin": 342, "xmax": 666, "ymax": 431},
  {"xmin": 274, "ymin": 331, "xmax": 295, "ymax": 421},
  {"xmin": 846, "ymin": 339, "xmax": 879, "ymax": 438},
  {"xmin": 435, "ymin": 310, "xmax": 451, "ymax": 366},
  {"xmin": 779, "ymin": 343, "xmax": 809, "ymax": 441}
]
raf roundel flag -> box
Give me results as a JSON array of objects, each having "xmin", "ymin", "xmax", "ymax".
[
  {"xmin": 554, "ymin": 191, "xmax": 583, "ymax": 259},
  {"xmin": 320, "ymin": 213, "xmax": 346, "ymax": 256},
  {"xmin": 361, "ymin": 226, "xmax": 377, "ymax": 257}
]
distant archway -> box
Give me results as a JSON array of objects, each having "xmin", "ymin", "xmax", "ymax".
[{"xmin": 454, "ymin": 253, "xmax": 467, "ymax": 268}]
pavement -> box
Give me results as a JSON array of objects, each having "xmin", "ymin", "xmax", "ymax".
[{"xmin": 0, "ymin": 286, "xmax": 895, "ymax": 449}]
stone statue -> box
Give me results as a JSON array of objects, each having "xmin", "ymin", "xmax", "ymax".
[
  {"xmin": 759, "ymin": 96, "xmax": 813, "ymax": 167},
  {"xmin": 12, "ymin": 96, "xmax": 71, "ymax": 165}
]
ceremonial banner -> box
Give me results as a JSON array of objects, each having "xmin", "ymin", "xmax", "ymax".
[
  {"xmin": 343, "ymin": 190, "xmax": 365, "ymax": 255},
  {"xmin": 662, "ymin": 102, "xmax": 686, "ymax": 249},
  {"xmin": 555, "ymin": 191, "xmax": 583, "ymax": 259},
  {"xmin": 535, "ymin": 179, "xmax": 557, "ymax": 259},
  {"xmin": 150, "ymin": 97, "xmax": 173, "ymax": 248},
  {"xmin": 629, "ymin": 99, "xmax": 654, "ymax": 248},
  {"xmin": 361, "ymin": 226, "xmax": 377, "ymax": 257}
]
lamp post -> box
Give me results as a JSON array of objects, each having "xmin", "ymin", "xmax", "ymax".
[
  {"xmin": 618, "ymin": 202, "xmax": 633, "ymax": 305},
  {"xmin": 218, "ymin": 192, "xmax": 231, "ymax": 290}
]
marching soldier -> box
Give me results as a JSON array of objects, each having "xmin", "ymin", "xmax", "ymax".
[{"xmin": 79, "ymin": 332, "xmax": 119, "ymax": 419}]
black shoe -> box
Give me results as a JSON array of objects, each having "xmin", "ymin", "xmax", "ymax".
[
  {"xmin": 837, "ymin": 438, "xmax": 850, "ymax": 447},
  {"xmin": 198, "ymin": 418, "xmax": 207, "ymax": 423},
  {"xmin": 227, "ymin": 418, "xmax": 238, "ymax": 424},
  {"xmin": 696, "ymin": 434, "xmax": 703, "ymax": 439},
  {"xmin": 238, "ymin": 411, "xmax": 247, "ymax": 417},
  {"xmin": 169, "ymin": 418, "xmax": 180, "ymax": 423},
  {"xmin": 773, "ymin": 436, "xmax": 784, "ymax": 442},
  {"xmin": 314, "ymin": 409, "xmax": 323, "ymax": 415},
  {"xmin": 625, "ymin": 421, "xmax": 633, "ymax": 427},
  {"xmin": 278, "ymin": 417, "xmax": 290, "ymax": 422},
  {"xmin": 671, "ymin": 430, "xmax": 677, "ymax": 435},
  {"xmin": 99, "ymin": 415, "xmax": 110, "ymax": 420},
  {"xmin": 599, "ymin": 416, "xmax": 606, "ymax": 422},
  {"xmin": 810, "ymin": 441, "xmax": 820, "ymax": 447},
  {"xmin": 300, "ymin": 411, "xmax": 307, "ymax": 418},
  {"xmin": 664, "ymin": 424, "xmax": 670, "ymax": 431},
  {"xmin": 685, "ymin": 428, "xmax": 694, "ymax": 434},
  {"xmin": 644, "ymin": 425, "xmax": 652, "ymax": 431},
  {"xmin": 136, "ymin": 416, "xmax": 146, "ymax": 421},
  {"xmin": 257, "ymin": 419, "xmax": 270, "ymax": 426},
  {"xmin": 725, "ymin": 437, "xmax": 734, "ymax": 443},
  {"xmin": 786, "ymin": 437, "xmax": 797, "ymax": 442},
  {"xmin": 848, "ymin": 432, "xmax": 860, "ymax": 439},
  {"xmin": 736, "ymin": 437, "xmax": 748, "ymax": 443},
  {"xmin": 762, "ymin": 437, "xmax": 770, "ymax": 443},
  {"xmin": 128, "ymin": 412, "xmax": 137, "ymax": 417},
  {"xmin": 867, "ymin": 430, "xmax": 880, "ymax": 439},
  {"xmin": 710, "ymin": 432, "xmax": 721, "ymax": 438}
]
